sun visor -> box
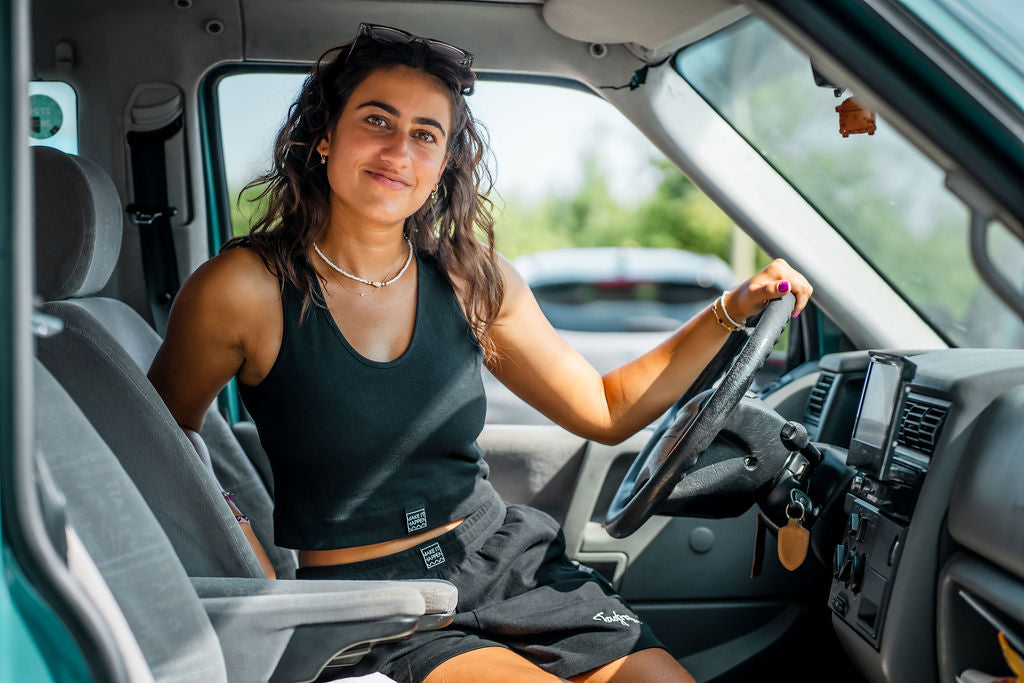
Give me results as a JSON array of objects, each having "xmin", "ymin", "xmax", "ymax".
[{"xmin": 542, "ymin": 0, "xmax": 748, "ymax": 49}]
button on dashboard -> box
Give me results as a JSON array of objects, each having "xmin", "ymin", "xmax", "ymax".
[{"xmin": 832, "ymin": 593, "xmax": 849, "ymax": 616}]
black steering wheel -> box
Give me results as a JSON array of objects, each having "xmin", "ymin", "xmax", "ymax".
[{"xmin": 605, "ymin": 292, "xmax": 796, "ymax": 538}]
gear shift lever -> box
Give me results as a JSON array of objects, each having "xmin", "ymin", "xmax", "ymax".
[{"xmin": 780, "ymin": 421, "xmax": 824, "ymax": 482}]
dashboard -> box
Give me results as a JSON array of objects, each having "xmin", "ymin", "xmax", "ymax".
[{"xmin": 803, "ymin": 349, "xmax": 1024, "ymax": 683}]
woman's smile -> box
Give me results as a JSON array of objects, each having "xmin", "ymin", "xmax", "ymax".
[{"xmin": 365, "ymin": 168, "xmax": 412, "ymax": 190}]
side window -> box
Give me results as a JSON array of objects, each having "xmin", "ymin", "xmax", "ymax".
[
  {"xmin": 216, "ymin": 74, "xmax": 756, "ymax": 424},
  {"xmin": 28, "ymin": 81, "xmax": 77, "ymax": 154},
  {"xmin": 217, "ymin": 73, "xmax": 306, "ymax": 238}
]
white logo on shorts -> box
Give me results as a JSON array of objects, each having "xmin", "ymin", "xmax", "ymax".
[
  {"xmin": 592, "ymin": 611, "xmax": 642, "ymax": 627},
  {"xmin": 420, "ymin": 541, "xmax": 445, "ymax": 569}
]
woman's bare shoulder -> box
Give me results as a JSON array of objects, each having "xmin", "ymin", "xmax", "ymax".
[
  {"xmin": 183, "ymin": 246, "xmax": 279, "ymax": 303},
  {"xmin": 170, "ymin": 246, "xmax": 283, "ymax": 335}
]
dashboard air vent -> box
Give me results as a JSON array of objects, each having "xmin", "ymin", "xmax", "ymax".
[
  {"xmin": 804, "ymin": 371, "xmax": 836, "ymax": 427},
  {"xmin": 896, "ymin": 397, "xmax": 948, "ymax": 457}
]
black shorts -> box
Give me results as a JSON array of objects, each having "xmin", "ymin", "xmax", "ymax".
[{"xmin": 296, "ymin": 496, "xmax": 664, "ymax": 682}]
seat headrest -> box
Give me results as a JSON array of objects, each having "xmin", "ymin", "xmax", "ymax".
[{"xmin": 33, "ymin": 146, "xmax": 123, "ymax": 300}]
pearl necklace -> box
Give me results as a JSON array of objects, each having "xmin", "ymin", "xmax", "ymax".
[{"xmin": 313, "ymin": 240, "xmax": 414, "ymax": 294}]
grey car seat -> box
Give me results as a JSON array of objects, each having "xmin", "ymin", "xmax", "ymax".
[
  {"xmin": 33, "ymin": 145, "xmax": 292, "ymax": 578},
  {"xmin": 30, "ymin": 145, "xmax": 457, "ymax": 678},
  {"xmin": 34, "ymin": 359, "xmax": 432, "ymax": 682}
]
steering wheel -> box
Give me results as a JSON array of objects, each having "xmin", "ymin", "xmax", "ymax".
[{"xmin": 605, "ymin": 292, "xmax": 796, "ymax": 538}]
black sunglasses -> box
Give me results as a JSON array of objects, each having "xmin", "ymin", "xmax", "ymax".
[{"xmin": 347, "ymin": 23, "xmax": 475, "ymax": 70}]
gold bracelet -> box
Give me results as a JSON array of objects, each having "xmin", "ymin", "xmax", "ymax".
[{"xmin": 711, "ymin": 297, "xmax": 743, "ymax": 332}]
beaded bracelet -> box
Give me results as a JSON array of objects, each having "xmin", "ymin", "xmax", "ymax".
[{"xmin": 222, "ymin": 491, "xmax": 249, "ymax": 524}]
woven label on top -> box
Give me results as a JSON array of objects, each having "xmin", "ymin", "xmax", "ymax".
[{"xmin": 406, "ymin": 508, "xmax": 427, "ymax": 534}]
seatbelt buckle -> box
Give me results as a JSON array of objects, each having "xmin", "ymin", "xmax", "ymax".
[{"xmin": 126, "ymin": 203, "xmax": 178, "ymax": 226}]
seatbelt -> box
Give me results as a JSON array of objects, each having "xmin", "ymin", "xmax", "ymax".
[{"xmin": 125, "ymin": 116, "xmax": 183, "ymax": 335}]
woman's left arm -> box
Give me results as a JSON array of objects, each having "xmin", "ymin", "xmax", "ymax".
[{"xmin": 486, "ymin": 255, "xmax": 812, "ymax": 445}]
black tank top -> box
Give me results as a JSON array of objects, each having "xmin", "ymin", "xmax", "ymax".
[{"xmin": 239, "ymin": 253, "xmax": 498, "ymax": 550}]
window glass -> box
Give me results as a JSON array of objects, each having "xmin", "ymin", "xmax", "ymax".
[
  {"xmin": 897, "ymin": 0, "xmax": 1024, "ymax": 110},
  {"xmin": 217, "ymin": 73, "xmax": 305, "ymax": 237},
  {"xmin": 217, "ymin": 73, "xmax": 754, "ymax": 423},
  {"xmin": 674, "ymin": 17, "xmax": 1024, "ymax": 348},
  {"xmin": 980, "ymin": 219, "xmax": 1024, "ymax": 348},
  {"xmin": 28, "ymin": 81, "xmax": 77, "ymax": 154}
]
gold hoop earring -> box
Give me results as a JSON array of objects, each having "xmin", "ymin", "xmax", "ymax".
[
  {"xmin": 320, "ymin": 153, "xmax": 327, "ymax": 165},
  {"xmin": 430, "ymin": 182, "xmax": 439, "ymax": 200}
]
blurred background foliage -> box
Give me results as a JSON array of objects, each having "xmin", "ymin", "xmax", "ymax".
[{"xmin": 490, "ymin": 156, "xmax": 734, "ymax": 262}]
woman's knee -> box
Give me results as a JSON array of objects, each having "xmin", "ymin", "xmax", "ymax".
[
  {"xmin": 424, "ymin": 646, "xmax": 565, "ymax": 683},
  {"xmin": 569, "ymin": 647, "xmax": 695, "ymax": 683}
]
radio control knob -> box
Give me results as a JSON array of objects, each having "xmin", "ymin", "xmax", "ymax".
[
  {"xmin": 856, "ymin": 517, "xmax": 869, "ymax": 542},
  {"xmin": 837, "ymin": 552, "xmax": 853, "ymax": 584},
  {"xmin": 849, "ymin": 513, "xmax": 862, "ymax": 538},
  {"xmin": 848, "ymin": 553, "xmax": 866, "ymax": 592},
  {"xmin": 833, "ymin": 545, "xmax": 848, "ymax": 579}
]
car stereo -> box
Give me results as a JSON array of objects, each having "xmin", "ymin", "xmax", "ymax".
[
  {"xmin": 830, "ymin": 352, "xmax": 920, "ymax": 650},
  {"xmin": 846, "ymin": 353, "xmax": 916, "ymax": 479}
]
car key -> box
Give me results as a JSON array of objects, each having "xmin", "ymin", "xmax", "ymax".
[
  {"xmin": 789, "ymin": 487, "xmax": 818, "ymax": 528},
  {"xmin": 777, "ymin": 499, "xmax": 809, "ymax": 571}
]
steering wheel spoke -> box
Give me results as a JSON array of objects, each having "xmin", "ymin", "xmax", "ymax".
[{"xmin": 605, "ymin": 293, "xmax": 796, "ymax": 538}]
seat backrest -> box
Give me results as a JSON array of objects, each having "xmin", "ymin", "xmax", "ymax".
[
  {"xmin": 47, "ymin": 295, "xmax": 296, "ymax": 579},
  {"xmin": 32, "ymin": 145, "xmax": 281, "ymax": 579},
  {"xmin": 34, "ymin": 359, "xmax": 228, "ymax": 682}
]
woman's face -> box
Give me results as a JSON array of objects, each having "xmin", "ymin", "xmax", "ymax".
[{"xmin": 317, "ymin": 64, "xmax": 453, "ymax": 230}]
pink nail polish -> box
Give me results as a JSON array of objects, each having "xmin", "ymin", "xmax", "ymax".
[
  {"xmin": 792, "ymin": 310, "xmax": 801, "ymax": 319},
  {"xmin": 778, "ymin": 280, "xmax": 791, "ymax": 294}
]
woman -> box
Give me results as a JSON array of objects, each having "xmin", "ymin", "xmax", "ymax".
[{"xmin": 149, "ymin": 24, "xmax": 811, "ymax": 683}]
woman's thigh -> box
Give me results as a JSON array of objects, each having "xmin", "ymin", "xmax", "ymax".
[
  {"xmin": 424, "ymin": 646, "xmax": 566, "ymax": 683},
  {"xmin": 569, "ymin": 647, "xmax": 696, "ymax": 683}
]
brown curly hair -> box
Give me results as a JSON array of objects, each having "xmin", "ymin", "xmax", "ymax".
[{"xmin": 224, "ymin": 33, "xmax": 504, "ymax": 360}]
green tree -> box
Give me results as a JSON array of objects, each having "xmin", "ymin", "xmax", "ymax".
[
  {"xmin": 493, "ymin": 153, "xmax": 734, "ymax": 262},
  {"xmin": 633, "ymin": 159, "xmax": 732, "ymax": 260}
]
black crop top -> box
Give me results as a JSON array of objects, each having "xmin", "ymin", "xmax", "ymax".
[{"xmin": 239, "ymin": 253, "xmax": 498, "ymax": 549}]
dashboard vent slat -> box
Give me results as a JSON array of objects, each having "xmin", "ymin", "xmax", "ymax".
[
  {"xmin": 896, "ymin": 397, "xmax": 949, "ymax": 457},
  {"xmin": 804, "ymin": 371, "xmax": 836, "ymax": 427}
]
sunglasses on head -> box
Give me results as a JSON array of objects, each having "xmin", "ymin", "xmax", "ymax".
[{"xmin": 344, "ymin": 23, "xmax": 475, "ymax": 95}]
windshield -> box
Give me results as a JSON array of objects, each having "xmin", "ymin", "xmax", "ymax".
[
  {"xmin": 897, "ymin": 0, "xmax": 1024, "ymax": 111},
  {"xmin": 674, "ymin": 17, "xmax": 1024, "ymax": 349}
]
